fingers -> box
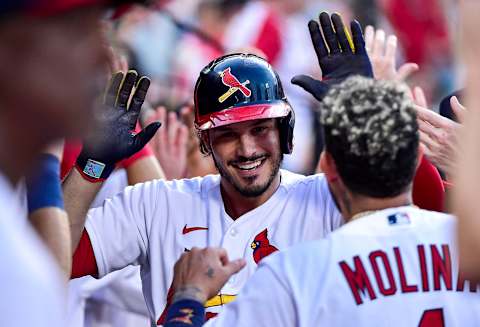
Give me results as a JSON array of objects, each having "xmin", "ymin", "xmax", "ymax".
[
  {"xmin": 217, "ymin": 248, "xmax": 229, "ymax": 265},
  {"xmin": 308, "ymin": 20, "xmax": 329, "ymax": 62},
  {"xmin": 116, "ymin": 70, "xmax": 138, "ymax": 110},
  {"xmin": 167, "ymin": 111, "xmax": 178, "ymax": 146},
  {"xmin": 331, "ymin": 13, "xmax": 352, "ymax": 53},
  {"xmin": 372, "ymin": 29, "xmax": 385, "ymax": 59},
  {"xmin": 396, "ymin": 63, "xmax": 419, "ymax": 81},
  {"xmin": 156, "ymin": 105, "xmax": 167, "ymax": 134},
  {"xmin": 118, "ymin": 54, "xmax": 129, "ymax": 73},
  {"xmin": 418, "ymin": 119, "xmax": 442, "ymax": 141},
  {"xmin": 180, "ymin": 106, "xmax": 194, "ymax": 126},
  {"xmin": 225, "ymin": 259, "xmax": 246, "ymax": 275},
  {"xmin": 364, "ymin": 25, "xmax": 374, "ymax": 54},
  {"xmin": 208, "ymin": 248, "xmax": 245, "ymax": 276},
  {"xmin": 132, "ymin": 122, "xmax": 161, "ymax": 153},
  {"xmin": 413, "ymin": 86, "xmax": 428, "ymax": 108},
  {"xmin": 414, "ymin": 104, "xmax": 452, "ymax": 129},
  {"xmin": 175, "ymin": 125, "xmax": 189, "ymax": 153},
  {"xmin": 319, "ymin": 12, "xmax": 340, "ymax": 54},
  {"xmin": 418, "ymin": 136, "xmax": 435, "ymax": 158},
  {"xmin": 291, "ymin": 75, "xmax": 328, "ymax": 101},
  {"xmin": 350, "ymin": 20, "xmax": 366, "ymax": 55},
  {"xmin": 451, "ymin": 96, "xmax": 467, "ymax": 122},
  {"xmin": 384, "ymin": 35, "xmax": 397, "ymax": 62},
  {"xmin": 104, "ymin": 72, "xmax": 123, "ymax": 107},
  {"xmin": 128, "ymin": 76, "xmax": 151, "ymax": 130}
]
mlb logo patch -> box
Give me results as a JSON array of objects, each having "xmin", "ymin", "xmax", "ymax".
[
  {"xmin": 387, "ymin": 212, "xmax": 411, "ymax": 226},
  {"xmin": 83, "ymin": 159, "xmax": 105, "ymax": 179}
]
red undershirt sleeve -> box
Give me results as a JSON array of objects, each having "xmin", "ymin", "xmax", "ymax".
[
  {"xmin": 71, "ymin": 229, "xmax": 98, "ymax": 279},
  {"xmin": 412, "ymin": 156, "xmax": 445, "ymax": 212}
]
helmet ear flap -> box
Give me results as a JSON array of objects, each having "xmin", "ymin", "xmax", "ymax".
[{"xmin": 279, "ymin": 111, "xmax": 295, "ymax": 154}]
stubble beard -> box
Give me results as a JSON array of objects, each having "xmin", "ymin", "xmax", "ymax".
[{"xmin": 214, "ymin": 153, "xmax": 283, "ymax": 198}]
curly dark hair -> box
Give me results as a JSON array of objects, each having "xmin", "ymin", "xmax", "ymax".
[{"xmin": 320, "ymin": 76, "xmax": 419, "ymax": 198}]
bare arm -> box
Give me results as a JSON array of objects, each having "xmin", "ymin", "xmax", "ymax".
[
  {"xmin": 126, "ymin": 155, "xmax": 165, "ymax": 184},
  {"xmin": 63, "ymin": 168, "xmax": 103, "ymax": 253},
  {"xmin": 28, "ymin": 141, "xmax": 72, "ymax": 278},
  {"xmin": 64, "ymin": 71, "xmax": 159, "ymax": 253},
  {"xmin": 453, "ymin": 0, "xmax": 480, "ymax": 279},
  {"xmin": 29, "ymin": 208, "xmax": 72, "ymax": 279}
]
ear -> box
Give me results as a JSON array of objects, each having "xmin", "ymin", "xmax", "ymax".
[
  {"xmin": 200, "ymin": 131, "xmax": 212, "ymax": 155},
  {"xmin": 319, "ymin": 151, "xmax": 339, "ymax": 183}
]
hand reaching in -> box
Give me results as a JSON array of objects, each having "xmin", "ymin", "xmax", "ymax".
[
  {"xmin": 76, "ymin": 71, "xmax": 161, "ymax": 181},
  {"xmin": 364, "ymin": 26, "xmax": 419, "ymax": 82},
  {"xmin": 145, "ymin": 106, "xmax": 189, "ymax": 180},
  {"xmin": 413, "ymin": 87, "xmax": 464, "ymax": 176},
  {"xmin": 172, "ymin": 247, "xmax": 246, "ymax": 304},
  {"xmin": 292, "ymin": 12, "xmax": 373, "ymax": 102}
]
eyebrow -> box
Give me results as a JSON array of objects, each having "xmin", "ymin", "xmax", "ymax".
[{"xmin": 215, "ymin": 120, "xmax": 273, "ymax": 133}]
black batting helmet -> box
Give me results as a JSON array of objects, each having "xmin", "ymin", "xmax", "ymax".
[{"xmin": 194, "ymin": 53, "xmax": 295, "ymax": 154}]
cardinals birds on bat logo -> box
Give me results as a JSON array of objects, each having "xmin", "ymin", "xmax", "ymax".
[
  {"xmin": 251, "ymin": 228, "xmax": 278, "ymax": 264},
  {"xmin": 218, "ymin": 67, "xmax": 251, "ymax": 103}
]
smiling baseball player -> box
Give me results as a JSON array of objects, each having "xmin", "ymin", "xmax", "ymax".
[
  {"xmin": 65, "ymin": 10, "xmax": 450, "ymax": 325},
  {"xmin": 65, "ymin": 13, "xmax": 375, "ymax": 324},
  {"xmin": 163, "ymin": 76, "xmax": 480, "ymax": 327}
]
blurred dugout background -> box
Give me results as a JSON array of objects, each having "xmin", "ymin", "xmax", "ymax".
[{"xmin": 109, "ymin": 0, "xmax": 460, "ymax": 174}]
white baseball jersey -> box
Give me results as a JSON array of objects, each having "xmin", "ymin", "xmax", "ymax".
[
  {"xmin": 84, "ymin": 170, "xmax": 342, "ymax": 324},
  {"xmin": 206, "ymin": 206, "xmax": 480, "ymax": 327},
  {"xmin": 68, "ymin": 169, "xmax": 150, "ymax": 327},
  {"xmin": 0, "ymin": 174, "xmax": 65, "ymax": 327}
]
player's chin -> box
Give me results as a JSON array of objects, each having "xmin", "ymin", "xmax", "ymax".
[{"xmin": 233, "ymin": 163, "xmax": 275, "ymax": 195}]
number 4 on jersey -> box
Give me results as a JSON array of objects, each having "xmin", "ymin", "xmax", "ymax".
[{"xmin": 418, "ymin": 308, "xmax": 445, "ymax": 327}]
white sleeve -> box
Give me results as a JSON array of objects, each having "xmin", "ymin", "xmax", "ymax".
[
  {"xmin": 85, "ymin": 180, "xmax": 160, "ymax": 277},
  {"xmin": 318, "ymin": 174, "xmax": 344, "ymax": 232},
  {"xmin": 205, "ymin": 259, "xmax": 296, "ymax": 327}
]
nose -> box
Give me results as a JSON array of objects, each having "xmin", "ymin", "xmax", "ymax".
[{"xmin": 237, "ymin": 133, "xmax": 257, "ymax": 158}]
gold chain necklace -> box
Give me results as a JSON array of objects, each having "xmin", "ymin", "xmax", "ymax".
[{"xmin": 350, "ymin": 210, "xmax": 379, "ymax": 221}]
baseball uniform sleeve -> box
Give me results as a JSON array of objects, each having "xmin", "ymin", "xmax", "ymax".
[{"xmin": 85, "ymin": 179, "xmax": 161, "ymax": 278}]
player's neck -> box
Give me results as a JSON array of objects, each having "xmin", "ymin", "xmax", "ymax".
[
  {"xmin": 345, "ymin": 191, "xmax": 413, "ymax": 223},
  {"xmin": 220, "ymin": 174, "xmax": 281, "ymax": 220}
]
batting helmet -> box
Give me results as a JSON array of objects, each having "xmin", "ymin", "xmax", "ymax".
[{"xmin": 194, "ymin": 53, "xmax": 295, "ymax": 154}]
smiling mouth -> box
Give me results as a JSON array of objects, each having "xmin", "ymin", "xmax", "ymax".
[{"xmin": 231, "ymin": 157, "xmax": 266, "ymax": 171}]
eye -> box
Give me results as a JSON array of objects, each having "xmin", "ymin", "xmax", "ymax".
[
  {"xmin": 252, "ymin": 126, "xmax": 268, "ymax": 135},
  {"xmin": 220, "ymin": 131, "xmax": 236, "ymax": 138}
]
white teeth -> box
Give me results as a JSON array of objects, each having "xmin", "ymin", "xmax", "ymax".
[{"xmin": 236, "ymin": 160, "xmax": 263, "ymax": 170}]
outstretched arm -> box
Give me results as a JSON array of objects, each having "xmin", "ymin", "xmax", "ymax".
[
  {"xmin": 453, "ymin": 0, "xmax": 480, "ymax": 280},
  {"xmin": 163, "ymin": 247, "xmax": 296, "ymax": 327},
  {"xmin": 27, "ymin": 141, "xmax": 71, "ymax": 279},
  {"xmin": 64, "ymin": 71, "xmax": 160, "ymax": 252}
]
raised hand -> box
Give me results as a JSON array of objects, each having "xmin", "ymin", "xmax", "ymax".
[
  {"xmin": 145, "ymin": 106, "xmax": 189, "ymax": 180},
  {"xmin": 292, "ymin": 12, "xmax": 373, "ymax": 101},
  {"xmin": 414, "ymin": 94, "xmax": 463, "ymax": 177},
  {"xmin": 76, "ymin": 71, "xmax": 161, "ymax": 181},
  {"xmin": 364, "ymin": 26, "xmax": 419, "ymax": 82}
]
